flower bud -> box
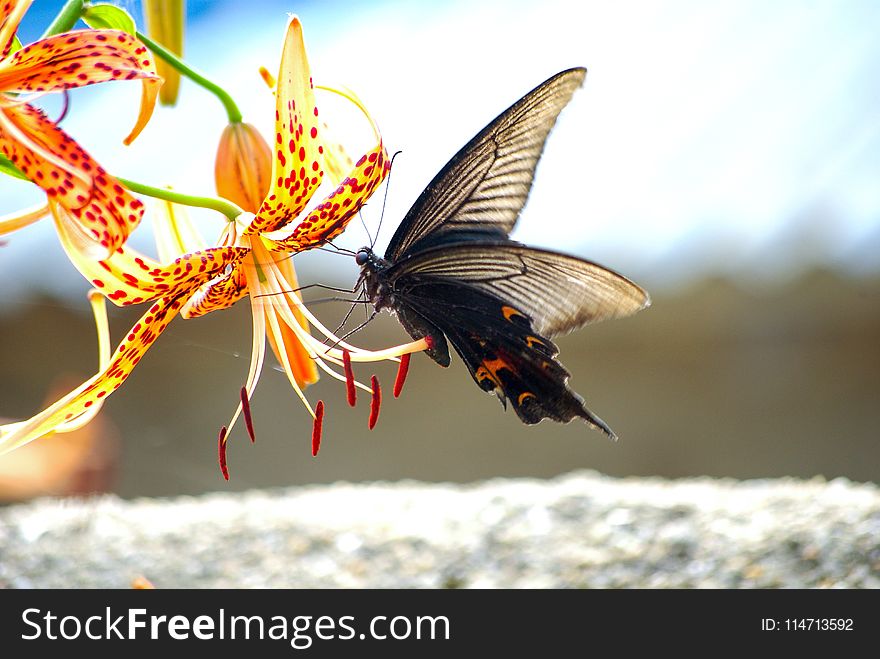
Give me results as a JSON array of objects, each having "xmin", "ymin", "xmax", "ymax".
[
  {"xmin": 215, "ymin": 122, "xmax": 272, "ymax": 214},
  {"xmin": 143, "ymin": 0, "xmax": 185, "ymax": 106}
]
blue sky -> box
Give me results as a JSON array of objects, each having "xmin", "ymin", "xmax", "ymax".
[{"xmin": 3, "ymin": 0, "xmax": 879, "ymax": 307}]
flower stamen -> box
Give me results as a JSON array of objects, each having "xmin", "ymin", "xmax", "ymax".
[
  {"xmin": 218, "ymin": 426, "xmax": 229, "ymax": 480},
  {"xmin": 343, "ymin": 349, "xmax": 356, "ymax": 406},
  {"xmin": 311, "ymin": 400, "xmax": 324, "ymax": 456},
  {"xmin": 394, "ymin": 353, "xmax": 410, "ymax": 399},
  {"xmin": 369, "ymin": 375, "xmax": 381, "ymax": 430},
  {"xmin": 240, "ymin": 386, "xmax": 256, "ymax": 443}
]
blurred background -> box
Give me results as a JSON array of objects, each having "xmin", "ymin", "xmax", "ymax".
[{"xmin": 1, "ymin": 0, "xmax": 878, "ymax": 500}]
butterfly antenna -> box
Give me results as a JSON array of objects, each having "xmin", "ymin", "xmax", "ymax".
[
  {"xmin": 371, "ymin": 150, "xmax": 403, "ymax": 249},
  {"xmin": 357, "ymin": 208, "xmax": 373, "ymax": 247},
  {"xmin": 327, "ymin": 283, "xmax": 370, "ymax": 339},
  {"xmin": 253, "ymin": 282, "xmax": 356, "ymax": 299},
  {"xmin": 324, "ymin": 241, "xmax": 357, "ymax": 256}
]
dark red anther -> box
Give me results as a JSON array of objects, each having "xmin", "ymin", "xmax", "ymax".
[
  {"xmin": 424, "ymin": 334, "xmax": 435, "ymax": 350},
  {"xmin": 343, "ymin": 349, "xmax": 356, "ymax": 407},
  {"xmin": 393, "ymin": 353, "xmax": 411, "ymax": 398},
  {"xmin": 369, "ymin": 375, "xmax": 381, "ymax": 430},
  {"xmin": 240, "ymin": 386, "xmax": 255, "ymax": 443},
  {"xmin": 218, "ymin": 426, "xmax": 229, "ymax": 481},
  {"xmin": 312, "ymin": 400, "xmax": 325, "ymax": 456}
]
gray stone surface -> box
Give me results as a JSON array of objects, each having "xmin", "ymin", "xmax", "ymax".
[{"xmin": 1, "ymin": 471, "xmax": 878, "ymax": 588}]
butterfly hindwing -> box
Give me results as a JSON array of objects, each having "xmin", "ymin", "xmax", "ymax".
[
  {"xmin": 385, "ymin": 68, "xmax": 587, "ymax": 261},
  {"xmin": 389, "ymin": 274, "xmax": 615, "ymax": 435}
]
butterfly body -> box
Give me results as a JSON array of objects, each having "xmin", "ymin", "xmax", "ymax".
[{"xmin": 354, "ymin": 68, "xmax": 650, "ymax": 438}]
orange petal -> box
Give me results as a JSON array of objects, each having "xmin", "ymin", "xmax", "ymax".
[
  {"xmin": 0, "ymin": 30, "xmax": 161, "ymax": 145},
  {"xmin": 0, "ymin": 295, "xmax": 184, "ymax": 455},
  {"xmin": 0, "ymin": 102, "xmax": 145, "ymax": 256},
  {"xmin": 248, "ymin": 16, "xmax": 323, "ymax": 235},
  {"xmin": 266, "ymin": 140, "xmax": 390, "ymax": 252},
  {"xmin": 0, "ymin": 0, "xmax": 31, "ymax": 60}
]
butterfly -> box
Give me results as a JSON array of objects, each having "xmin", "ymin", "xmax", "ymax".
[{"xmin": 354, "ymin": 68, "xmax": 650, "ymax": 438}]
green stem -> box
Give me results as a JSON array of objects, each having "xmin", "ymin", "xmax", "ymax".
[
  {"xmin": 117, "ymin": 177, "xmax": 243, "ymax": 221},
  {"xmin": 41, "ymin": 0, "xmax": 84, "ymax": 38},
  {"xmin": 0, "ymin": 155, "xmax": 241, "ymax": 221},
  {"xmin": 136, "ymin": 31, "xmax": 243, "ymax": 124}
]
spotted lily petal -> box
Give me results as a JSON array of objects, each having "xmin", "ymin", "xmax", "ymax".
[
  {"xmin": 0, "ymin": 30, "xmax": 161, "ymax": 145},
  {"xmin": 181, "ymin": 261, "xmax": 248, "ymax": 318},
  {"xmin": 0, "ymin": 0, "xmax": 30, "ymax": 60},
  {"xmin": 0, "ymin": 295, "xmax": 185, "ymax": 455},
  {"xmin": 249, "ymin": 16, "xmax": 323, "ymax": 235},
  {"xmin": 0, "ymin": 102, "xmax": 145, "ymax": 256},
  {"xmin": 265, "ymin": 140, "xmax": 390, "ymax": 251},
  {"xmin": 52, "ymin": 202, "xmax": 249, "ymax": 306}
]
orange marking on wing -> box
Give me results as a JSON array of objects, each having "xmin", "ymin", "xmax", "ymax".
[
  {"xmin": 525, "ymin": 336, "xmax": 547, "ymax": 349},
  {"xmin": 502, "ymin": 305, "xmax": 526, "ymax": 322},
  {"xmin": 517, "ymin": 392, "xmax": 536, "ymax": 406}
]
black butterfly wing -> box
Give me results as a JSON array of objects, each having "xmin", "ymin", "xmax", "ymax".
[
  {"xmin": 383, "ymin": 241, "xmax": 649, "ymax": 435},
  {"xmin": 390, "ymin": 276, "xmax": 614, "ymax": 434},
  {"xmin": 385, "ymin": 68, "xmax": 587, "ymax": 261},
  {"xmin": 387, "ymin": 241, "xmax": 650, "ymax": 338}
]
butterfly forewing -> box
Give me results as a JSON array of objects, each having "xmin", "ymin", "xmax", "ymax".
[
  {"xmin": 385, "ymin": 67, "xmax": 587, "ymax": 261},
  {"xmin": 386, "ymin": 242, "xmax": 650, "ymax": 337}
]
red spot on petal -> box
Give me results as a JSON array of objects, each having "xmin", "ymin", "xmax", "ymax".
[
  {"xmin": 343, "ymin": 349, "xmax": 356, "ymax": 407},
  {"xmin": 312, "ymin": 400, "xmax": 325, "ymax": 457},
  {"xmin": 425, "ymin": 335, "xmax": 436, "ymax": 350},
  {"xmin": 394, "ymin": 353, "xmax": 411, "ymax": 398},
  {"xmin": 240, "ymin": 386, "xmax": 255, "ymax": 443},
  {"xmin": 369, "ymin": 375, "xmax": 381, "ymax": 430},
  {"xmin": 218, "ymin": 426, "xmax": 229, "ymax": 480}
]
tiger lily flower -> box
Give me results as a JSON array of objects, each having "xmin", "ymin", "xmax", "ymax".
[
  {"xmin": 0, "ymin": 16, "xmax": 427, "ymax": 465},
  {"xmin": 0, "ymin": 0, "xmax": 160, "ymax": 257}
]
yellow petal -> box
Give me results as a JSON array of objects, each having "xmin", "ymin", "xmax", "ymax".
[
  {"xmin": 52, "ymin": 202, "xmax": 248, "ymax": 306},
  {"xmin": 151, "ymin": 198, "xmax": 206, "ymax": 263},
  {"xmin": 267, "ymin": 140, "xmax": 390, "ymax": 252},
  {"xmin": 143, "ymin": 0, "xmax": 184, "ymax": 106},
  {"xmin": 249, "ymin": 16, "xmax": 323, "ymax": 235},
  {"xmin": 0, "ymin": 200, "xmax": 48, "ymax": 234}
]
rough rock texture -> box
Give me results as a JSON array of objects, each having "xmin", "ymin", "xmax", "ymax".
[{"xmin": 0, "ymin": 471, "xmax": 878, "ymax": 588}]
